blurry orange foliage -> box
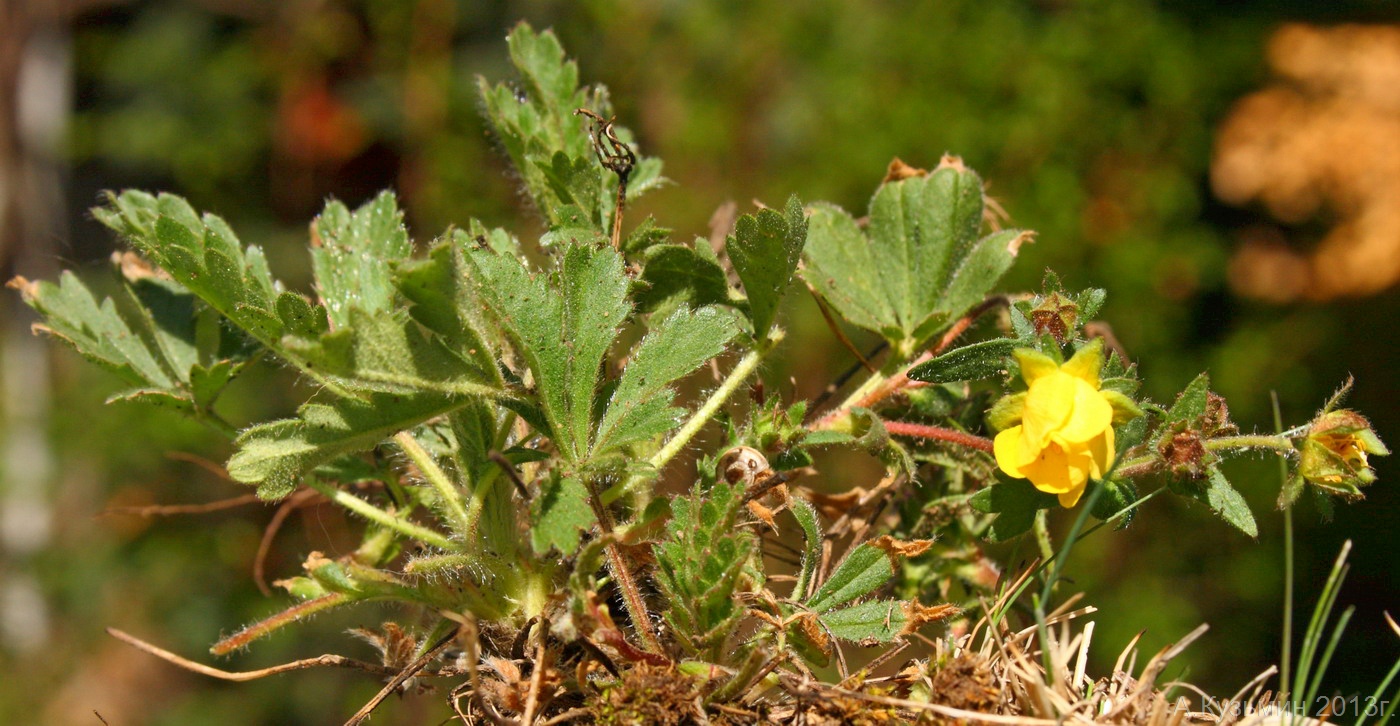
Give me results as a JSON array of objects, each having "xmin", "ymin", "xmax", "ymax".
[{"xmin": 1212, "ymin": 23, "xmax": 1400, "ymax": 302}]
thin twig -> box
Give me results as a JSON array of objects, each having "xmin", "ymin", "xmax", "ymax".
[
  {"xmin": 253, "ymin": 488, "xmax": 323, "ymax": 595},
  {"xmin": 807, "ymin": 281, "xmax": 876, "ymax": 374},
  {"xmin": 106, "ymin": 627, "xmax": 461, "ymax": 682},
  {"xmin": 575, "ymin": 109, "xmax": 635, "ymax": 249},
  {"xmin": 345, "ymin": 626, "xmax": 462, "ymax": 726},
  {"xmin": 99, "ymin": 493, "xmax": 262, "ymax": 518},
  {"xmin": 521, "ymin": 622, "xmax": 550, "ymax": 725},
  {"xmin": 488, "ymin": 450, "xmax": 531, "ymax": 500}
]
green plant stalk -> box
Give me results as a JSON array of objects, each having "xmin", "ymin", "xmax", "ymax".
[
  {"xmin": 1032, "ymin": 510, "xmax": 1054, "ymax": 563},
  {"xmin": 1294, "ymin": 541, "xmax": 1352, "ymax": 714},
  {"xmin": 1204, "ymin": 434, "xmax": 1295, "ymax": 453},
  {"xmin": 1355, "ymin": 654, "xmax": 1400, "ymax": 726},
  {"xmin": 635, "ymin": 329, "xmax": 783, "ymax": 483},
  {"xmin": 1305, "ymin": 606, "xmax": 1354, "ymax": 709},
  {"xmin": 1273, "ymin": 392, "xmax": 1295, "ymax": 702},
  {"xmin": 1114, "ymin": 432, "xmax": 1295, "ymax": 479},
  {"xmin": 304, "ymin": 477, "xmax": 457, "ymax": 551},
  {"xmin": 989, "ymin": 485, "xmax": 1166, "ymax": 628},
  {"xmin": 394, "ymin": 431, "xmax": 474, "ymax": 539},
  {"xmin": 1379, "ymin": 682, "xmax": 1400, "ymax": 726}
]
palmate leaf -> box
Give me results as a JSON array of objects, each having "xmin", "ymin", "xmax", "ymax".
[
  {"xmin": 819, "ymin": 599, "xmax": 909, "ymax": 643},
  {"xmin": 804, "ymin": 542, "xmax": 894, "ymax": 613},
  {"xmin": 468, "ymin": 243, "xmax": 630, "ymax": 463},
  {"xmin": 803, "ymin": 161, "xmax": 1028, "ymax": 355},
  {"xmin": 469, "ymin": 242, "xmax": 735, "ymax": 465},
  {"xmin": 92, "ymin": 190, "xmax": 340, "ymax": 390},
  {"xmin": 477, "ymin": 23, "xmax": 663, "ymax": 237},
  {"xmin": 727, "ymin": 196, "xmax": 807, "ymax": 338},
  {"xmin": 12, "ymin": 263, "xmax": 249, "ymax": 416},
  {"xmin": 633, "ymin": 243, "xmax": 731, "ymax": 314},
  {"xmin": 394, "ymin": 232, "xmax": 504, "ymax": 359},
  {"xmin": 593, "ymin": 306, "xmax": 739, "ymax": 454},
  {"xmin": 311, "ymin": 191, "xmax": 413, "ymax": 330},
  {"xmin": 1171, "ymin": 466, "xmax": 1259, "ymax": 538},
  {"xmin": 530, "ymin": 473, "xmax": 592, "ymax": 555}
]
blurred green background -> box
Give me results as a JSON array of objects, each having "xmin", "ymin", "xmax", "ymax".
[{"xmin": 2, "ymin": 1, "xmax": 1398, "ymax": 723}]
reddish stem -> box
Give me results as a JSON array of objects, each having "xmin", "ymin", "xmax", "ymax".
[
  {"xmin": 813, "ymin": 297, "xmax": 1006, "ymax": 430},
  {"xmin": 884, "ymin": 421, "xmax": 994, "ymax": 453}
]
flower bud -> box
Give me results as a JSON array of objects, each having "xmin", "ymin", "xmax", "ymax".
[{"xmin": 1298, "ymin": 409, "xmax": 1388, "ymax": 500}]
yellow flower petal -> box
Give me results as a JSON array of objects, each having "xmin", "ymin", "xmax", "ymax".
[
  {"xmin": 1058, "ymin": 484, "xmax": 1087, "ymax": 508},
  {"xmin": 1019, "ymin": 442, "xmax": 1074, "ymax": 494},
  {"xmin": 1057, "ymin": 378, "xmax": 1113, "ymax": 444},
  {"xmin": 1088, "ymin": 427, "xmax": 1115, "ymax": 478},
  {"xmin": 1021, "ymin": 371, "xmax": 1075, "ymax": 448},
  {"xmin": 1060, "ymin": 338, "xmax": 1103, "ymax": 388},
  {"xmin": 994, "ymin": 426, "xmax": 1028, "ymax": 478},
  {"xmin": 1013, "ymin": 348, "xmax": 1060, "ymax": 385}
]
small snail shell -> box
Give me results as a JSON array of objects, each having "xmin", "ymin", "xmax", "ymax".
[{"xmin": 718, "ymin": 446, "xmax": 771, "ymax": 487}]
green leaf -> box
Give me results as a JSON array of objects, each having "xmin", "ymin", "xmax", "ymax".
[
  {"xmin": 530, "ymin": 474, "xmax": 592, "ymax": 555},
  {"xmin": 477, "ymin": 24, "xmax": 663, "ymax": 235},
  {"xmin": 634, "ymin": 243, "xmax": 731, "ymax": 313},
  {"xmin": 820, "ymin": 599, "xmax": 908, "ymax": 643},
  {"xmin": 803, "ymin": 164, "xmax": 1027, "ymax": 353},
  {"xmin": 1090, "ymin": 479, "xmax": 1139, "ymax": 529},
  {"xmin": 970, "ymin": 478, "xmax": 1058, "ymax": 542},
  {"xmin": 653, "ymin": 481, "xmax": 757, "ymax": 656},
  {"xmin": 593, "ymin": 306, "xmax": 739, "ymax": 455},
  {"xmin": 1167, "ymin": 372, "xmax": 1211, "ymax": 424},
  {"xmin": 92, "ymin": 191, "xmax": 338, "ymax": 389},
  {"xmin": 805, "ymin": 543, "xmax": 894, "ymax": 613},
  {"xmin": 790, "ymin": 498, "xmax": 822, "ymax": 601},
  {"xmin": 394, "ymin": 233, "xmax": 500, "ymax": 364},
  {"xmin": 907, "ymin": 338, "xmax": 1016, "ymax": 384},
  {"xmin": 468, "ymin": 244, "xmax": 629, "ymax": 463},
  {"xmin": 311, "ymin": 192, "xmax": 413, "ymax": 330},
  {"xmin": 727, "ymin": 195, "xmax": 806, "ymax": 337},
  {"xmin": 228, "ymin": 392, "xmax": 473, "ymax": 500},
  {"xmin": 1176, "ymin": 467, "xmax": 1259, "ymax": 538},
  {"xmin": 282, "ymin": 308, "xmax": 503, "ymax": 398},
  {"xmin": 14, "ymin": 271, "xmax": 181, "ymax": 391}
]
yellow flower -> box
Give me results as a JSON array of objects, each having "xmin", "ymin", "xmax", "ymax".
[
  {"xmin": 992, "ymin": 341, "xmax": 1122, "ymax": 507},
  {"xmin": 1298, "ymin": 409, "xmax": 1388, "ymax": 498}
]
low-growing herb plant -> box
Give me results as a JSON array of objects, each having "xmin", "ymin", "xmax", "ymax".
[{"xmin": 11, "ymin": 23, "xmax": 1395, "ymax": 725}]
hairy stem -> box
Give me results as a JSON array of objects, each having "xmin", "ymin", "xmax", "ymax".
[
  {"xmin": 304, "ymin": 477, "xmax": 457, "ymax": 551},
  {"xmin": 395, "ymin": 431, "xmax": 474, "ymax": 540},
  {"xmin": 648, "ymin": 329, "xmax": 783, "ymax": 473},
  {"xmin": 210, "ymin": 593, "xmax": 349, "ymax": 655},
  {"xmin": 884, "ymin": 421, "xmax": 994, "ymax": 452},
  {"xmin": 584, "ymin": 479, "xmax": 664, "ymax": 655},
  {"xmin": 1205, "ymin": 433, "xmax": 1294, "ymax": 453}
]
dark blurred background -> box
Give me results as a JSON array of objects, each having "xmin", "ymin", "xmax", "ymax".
[{"xmin": 2, "ymin": 1, "xmax": 1398, "ymax": 723}]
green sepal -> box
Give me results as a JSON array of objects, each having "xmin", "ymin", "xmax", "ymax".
[
  {"xmin": 986, "ymin": 392, "xmax": 1026, "ymax": 432},
  {"xmin": 1102, "ymin": 389, "xmax": 1144, "ymax": 425},
  {"xmin": 970, "ymin": 478, "xmax": 1057, "ymax": 542}
]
